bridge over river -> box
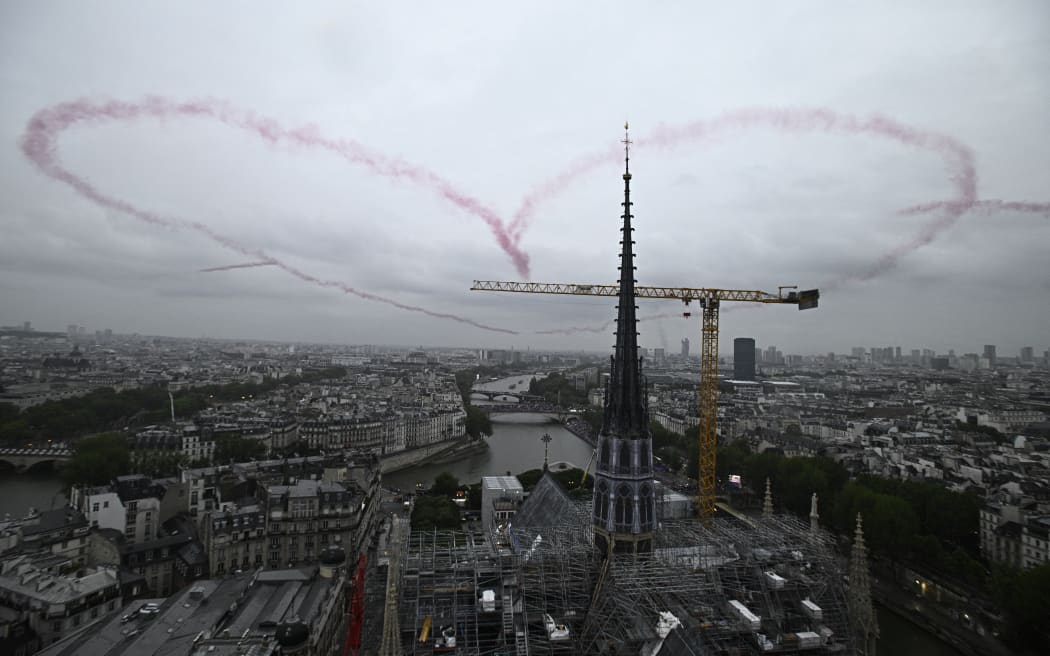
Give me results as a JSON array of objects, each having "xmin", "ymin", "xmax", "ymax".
[
  {"xmin": 0, "ymin": 447, "xmax": 73, "ymax": 472},
  {"xmin": 475, "ymin": 400, "xmax": 567, "ymax": 421}
]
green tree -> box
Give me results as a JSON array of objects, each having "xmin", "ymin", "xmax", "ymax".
[
  {"xmin": 132, "ymin": 452, "xmax": 187, "ymax": 479},
  {"xmin": 0, "ymin": 418, "xmax": 34, "ymax": 445},
  {"xmin": 466, "ymin": 483, "xmax": 483, "ymax": 511},
  {"xmin": 213, "ymin": 435, "xmax": 267, "ymax": 464},
  {"xmin": 529, "ymin": 373, "xmax": 591, "ymax": 407},
  {"xmin": 464, "ymin": 406, "xmax": 493, "ymax": 440},
  {"xmin": 992, "ymin": 564, "xmax": 1050, "ymax": 651},
  {"xmin": 61, "ymin": 432, "xmax": 131, "ymax": 488},
  {"xmin": 516, "ymin": 468, "xmax": 545, "ymax": 490},
  {"xmin": 716, "ymin": 440, "xmax": 752, "ymax": 481},
  {"xmin": 432, "ymin": 472, "xmax": 460, "ymax": 497},
  {"xmin": 0, "ymin": 402, "xmax": 19, "ymax": 424},
  {"xmin": 582, "ymin": 408, "xmax": 603, "ymax": 433},
  {"xmin": 410, "ymin": 495, "xmax": 462, "ymax": 531}
]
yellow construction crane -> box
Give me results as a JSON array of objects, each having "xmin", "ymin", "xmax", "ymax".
[{"xmin": 471, "ymin": 280, "xmax": 818, "ymax": 519}]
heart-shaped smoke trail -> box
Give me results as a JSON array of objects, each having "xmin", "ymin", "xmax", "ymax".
[{"xmin": 20, "ymin": 97, "xmax": 522, "ymax": 334}]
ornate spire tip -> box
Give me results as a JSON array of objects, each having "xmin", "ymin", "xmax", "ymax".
[{"xmin": 622, "ymin": 122, "xmax": 632, "ymax": 178}]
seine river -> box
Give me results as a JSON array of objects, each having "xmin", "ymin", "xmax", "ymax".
[
  {"xmin": 0, "ymin": 471, "xmax": 67, "ymax": 519},
  {"xmin": 384, "ymin": 413, "xmax": 594, "ymax": 491},
  {"xmin": 385, "ymin": 372, "xmax": 593, "ymax": 490}
]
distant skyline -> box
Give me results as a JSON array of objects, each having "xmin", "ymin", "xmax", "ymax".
[
  {"xmin": 3, "ymin": 319, "xmax": 1043, "ymax": 361},
  {"xmin": 2, "ymin": 2, "xmax": 1048, "ymax": 354}
]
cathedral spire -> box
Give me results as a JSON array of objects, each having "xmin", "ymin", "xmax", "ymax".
[
  {"xmin": 602, "ymin": 122, "xmax": 646, "ymax": 437},
  {"xmin": 591, "ymin": 124, "xmax": 656, "ymax": 558}
]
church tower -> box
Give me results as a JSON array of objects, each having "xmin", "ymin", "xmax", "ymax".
[{"xmin": 592, "ymin": 124, "xmax": 656, "ymax": 557}]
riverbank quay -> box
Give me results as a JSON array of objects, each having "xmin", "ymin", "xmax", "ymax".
[
  {"xmin": 871, "ymin": 568, "xmax": 1014, "ymax": 656},
  {"xmin": 379, "ymin": 436, "xmax": 486, "ymax": 474},
  {"xmin": 562, "ymin": 416, "xmax": 596, "ymax": 446}
]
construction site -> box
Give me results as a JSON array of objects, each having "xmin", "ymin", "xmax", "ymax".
[
  {"xmin": 385, "ymin": 477, "xmax": 855, "ymax": 655},
  {"xmin": 370, "ymin": 126, "xmax": 870, "ymax": 656}
]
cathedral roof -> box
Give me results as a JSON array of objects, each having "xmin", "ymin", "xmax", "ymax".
[{"xmin": 513, "ymin": 470, "xmax": 588, "ymax": 530}]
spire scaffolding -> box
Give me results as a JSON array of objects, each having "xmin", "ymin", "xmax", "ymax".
[{"xmin": 849, "ymin": 513, "xmax": 879, "ymax": 656}]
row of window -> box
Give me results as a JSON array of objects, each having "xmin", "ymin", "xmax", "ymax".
[
  {"xmin": 127, "ymin": 546, "xmax": 170, "ymax": 564},
  {"xmin": 48, "ymin": 599, "xmax": 117, "ymax": 634},
  {"xmin": 270, "ymin": 519, "xmax": 341, "ymax": 532}
]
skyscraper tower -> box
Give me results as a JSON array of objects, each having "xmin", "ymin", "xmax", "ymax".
[
  {"xmin": 983, "ymin": 344, "xmax": 997, "ymax": 367},
  {"xmin": 681, "ymin": 338, "xmax": 690, "ymax": 359},
  {"xmin": 592, "ymin": 124, "xmax": 655, "ymax": 558},
  {"xmin": 733, "ymin": 337, "xmax": 756, "ymax": 381}
]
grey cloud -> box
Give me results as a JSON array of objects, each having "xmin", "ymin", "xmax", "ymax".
[{"xmin": 0, "ymin": 1, "xmax": 1047, "ymax": 352}]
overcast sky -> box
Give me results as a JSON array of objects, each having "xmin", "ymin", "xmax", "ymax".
[{"xmin": 1, "ymin": 2, "xmax": 1047, "ymax": 356}]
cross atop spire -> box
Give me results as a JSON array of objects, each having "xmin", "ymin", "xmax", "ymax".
[{"xmin": 622, "ymin": 122, "xmax": 632, "ymax": 177}]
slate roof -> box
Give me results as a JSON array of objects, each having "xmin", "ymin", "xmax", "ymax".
[{"xmin": 512, "ymin": 471, "xmax": 588, "ymax": 529}]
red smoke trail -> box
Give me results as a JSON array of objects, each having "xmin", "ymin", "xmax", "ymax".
[
  {"xmin": 22, "ymin": 97, "xmax": 529, "ymax": 277},
  {"xmin": 510, "ymin": 108, "xmax": 983, "ymax": 284},
  {"xmin": 509, "ymin": 146, "xmax": 620, "ymax": 243},
  {"xmin": 900, "ymin": 199, "xmax": 1050, "ymax": 217},
  {"xmin": 21, "ymin": 99, "xmax": 518, "ymax": 335},
  {"xmin": 199, "ymin": 260, "xmax": 276, "ymax": 273}
]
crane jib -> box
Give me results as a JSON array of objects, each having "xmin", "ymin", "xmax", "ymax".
[{"xmin": 471, "ymin": 280, "xmax": 818, "ymax": 307}]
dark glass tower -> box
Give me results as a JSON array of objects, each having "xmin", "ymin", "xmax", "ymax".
[
  {"xmin": 734, "ymin": 337, "xmax": 756, "ymax": 381},
  {"xmin": 592, "ymin": 125, "xmax": 655, "ymax": 557}
]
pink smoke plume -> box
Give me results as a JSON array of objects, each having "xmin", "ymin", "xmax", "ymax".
[
  {"xmin": 21, "ymin": 97, "xmax": 529, "ymax": 277},
  {"xmin": 21, "ymin": 98, "xmax": 518, "ymax": 335},
  {"xmin": 900, "ymin": 199, "xmax": 1050, "ymax": 217},
  {"xmin": 510, "ymin": 108, "xmax": 987, "ymax": 284},
  {"xmin": 199, "ymin": 260, "xmax": 277, "ymax": 273}
]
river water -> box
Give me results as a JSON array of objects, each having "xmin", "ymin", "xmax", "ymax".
[
  {"xmin": 385, "ymin": 373, "xmax": 587, "ymax": 491},
  {"xmin": 0, "ymin": 471, "xmax": 67, "ymax": 519},
  {"xmin": 471, "ymin": 372, "xmax": 545, "ymax": 396},
  {"xmin": 383, "ymin": 413, "xmax": 594, "ymax": 491}
]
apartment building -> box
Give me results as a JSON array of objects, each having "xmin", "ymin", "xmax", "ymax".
[
  {"xmin": 0, "ymin": 555, "xmax": 121, "ymax": 648},
  {"xmin": 71, "ymin": 475, "xmax": 181, "ymax": 543},
  {"xmin": 200, "ymin": 503, "xmax": 267, "ymax": 577}
]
